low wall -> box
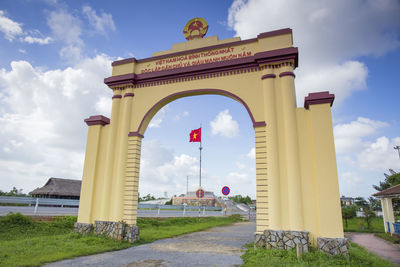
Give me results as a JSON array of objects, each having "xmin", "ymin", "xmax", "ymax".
[{"xmin": 74, "ymin": 221, "xmax": 139, "ymax": 243}]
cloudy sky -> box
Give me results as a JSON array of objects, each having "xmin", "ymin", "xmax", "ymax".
[{"xmin": 0, "ymin": 0, "xmax": 399, "ymax": 199}]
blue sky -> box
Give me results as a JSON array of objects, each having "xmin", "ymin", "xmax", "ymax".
[{"xmin": 0, "ymin": 0, "xmax": 399, "ymax": 200}]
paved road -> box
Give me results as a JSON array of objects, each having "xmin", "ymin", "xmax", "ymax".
[
  {"xmin": 45, "ymin": 221, "xmax": 255, "ymax": 267},
  {"xmin": 347, "ymin": 233, "xmax": 400, "ymax": 266},
  {"xmin": 0, "ymin": 206, "xmax": 253, "ymax": 218}
]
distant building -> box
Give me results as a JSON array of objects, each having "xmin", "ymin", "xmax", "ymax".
[
  {"xmin": 340, "ymin": 196, "xmax": 355, "ymax": 206},
  {"xmin": 29, "ymin": 178, "xmax": 81, "ymax": 200},
  {"xmin": 172, "ymin": 188, "xmax": 222, "ymax": 207}
]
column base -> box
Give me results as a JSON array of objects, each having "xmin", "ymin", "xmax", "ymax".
[
  {"xmin": 317, "ymin": 237, "xmax": 349, "ymax": 256},
  {"xmin": 73, "ymin": 221, "xmax": 139, "ymax": 243},
  {"xmin": 254, "ymin": 230, "xmax": 309, "ymax": 252},
  {"xmin": 74, "ymin": 222, "xmax": 93, "ymax": 234}
]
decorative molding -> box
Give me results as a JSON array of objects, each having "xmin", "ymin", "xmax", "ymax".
[
  {"xmin": 84, "ymin": 115, "xmax": 110, "ymax": 126},
  {"xmin": 304, "ymin": 91, "xmax": 335, "ymax": 110},
  {"xmin": 254, "ymin": 121, "xmax": 267, "ymax": 127},
  {"xmin": 128, "ymin": 132, "xmax": 144, "ymax": 138},
  {"xmin": 261, "ymin": 74, "xmax": 276, "ymax": 80},
  {"xmin": 257, "ymin": 28, "xmax": 292, "ymax": 39},
  {"xmin": 124, "ymin": 93, "xmax": 135, "ymax": 98},
  {"xmin": 112, "ymin": 28, "xmax": 292, "ymax": 67},
  {"xmin": 279, "ymin": 71, "xmax": 295, "ymax": 78},
  {"xmin": 104, "ymin": 47, "xmax": 298, "ymax": 88}
]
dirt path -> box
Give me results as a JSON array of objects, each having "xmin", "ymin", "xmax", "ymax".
[
  {"xmin": 45, "ymin": 221, "xmax": 256, "ymax": 267},
  {"xmin": 347, "ymin": 233, "xmax": 400, "ymax": 266}
]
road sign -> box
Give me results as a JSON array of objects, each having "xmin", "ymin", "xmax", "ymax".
[
  {"xmin": 222, "ymin": 186, "xmax": 230, "ymax": 196},
  {"xmin": 196, "ymin": 189, "xmax": 205, "ymax": 198}
]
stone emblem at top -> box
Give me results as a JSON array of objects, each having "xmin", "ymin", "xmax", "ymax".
[{"xmin": 183, "ymin": 17, "xmax": 208, "ymax": 40}]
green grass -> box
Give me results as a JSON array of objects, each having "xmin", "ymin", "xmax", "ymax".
[
  {"xmin": 241, "ymin": 242, "xmax": 394, "ymax": 267},
  {"xmin": 343, "ymin": 217, "xmax": 385, "ymax": 233},
  {"xmin": 374, "ymin": 233, "xmax": 400, "ymax": 244},
  {"xmin": 0, "ymin": 213, "xmax": 242, "ymax": 267}
]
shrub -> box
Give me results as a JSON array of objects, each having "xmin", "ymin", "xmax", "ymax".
[{"xmin": 0, "ymin": 212, "xmax": 33, "ymax": 226}]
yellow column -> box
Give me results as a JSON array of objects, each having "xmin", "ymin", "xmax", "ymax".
[
  {"xmin": 100, "ymin": 89, "xmax": 122, "ymax": 220},
  {"xmin": 261, "ymin": 68, "xmax": 281, "ymax": 230},
  {"xmin": 277, "ymin": 65, "xmax": 304, "ymax": 230},
  {"xmin": 123, "ymin": 134, "xmax": 143, "ymax": 225},
  {"xmin": 255, "ymin": 125, "xmax": 269, "ymax": 232},
  {"xmin": 110, "ymin": 89, "xmax": 134, "ymax": 221},
  {"xmin": 77, "ymin": 123, "xmax": 102, "ymax": 223},
  {"xmin": 308, "ymin": 102, "xmax": 343, "ymax": 238}
]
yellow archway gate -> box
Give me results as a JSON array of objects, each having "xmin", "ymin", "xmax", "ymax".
[{"xmin": 75, "ymin": 24, "xmax": 348, "ymax": 255}]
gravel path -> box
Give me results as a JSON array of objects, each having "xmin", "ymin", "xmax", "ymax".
[
  {"xmin": 44, "ymin": 221, "xmax": 256, "ymax": 267},
  {"xmin": 347, "ymin": 233, "xmax": 400, "ymax": 266}
]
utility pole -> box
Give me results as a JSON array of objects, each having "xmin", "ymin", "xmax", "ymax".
[
  {"xmin": 186, "ymin": 176, "xmax": 188, "ymax": 195},
  {"xmin": 394, "ymin": 146, "xmax": 400, "ymax": 159}
]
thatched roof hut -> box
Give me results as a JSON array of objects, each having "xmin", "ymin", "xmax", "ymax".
[{"xmin": 29, "ymin": 178, "xmax": 81, "ymax": 199}]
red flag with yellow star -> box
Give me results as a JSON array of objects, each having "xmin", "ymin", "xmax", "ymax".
[{"xmin": 189, "ymin": 128, "xmax": 201, "ymax": 142}]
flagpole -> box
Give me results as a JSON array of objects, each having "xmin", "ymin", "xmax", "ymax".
[
  {"xmin": 199, "ymin": 124, "xmax": 202, "ymax": 188},
  {"xmin": 198, "ymin": 124, "xmax": 202, "ymax": 220}
]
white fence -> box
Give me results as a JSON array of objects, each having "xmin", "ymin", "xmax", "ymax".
[{"xmin": 0, "ymin": 196, "xmax": 222, "ymax": 215}]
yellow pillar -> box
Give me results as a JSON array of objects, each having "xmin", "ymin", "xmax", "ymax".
[
  {"xmin": 261, "ymin": 68, "xmax": 281, "ymax": 230},
  {"xmin": 255, "ymin": 125, "xmax": 269, "ymax": 232},
  {"xmin": 110, "ymin": 89, "xmax": 134, "ymax": 221},
  {"xmin": 277, "ymin": 66, "xmax": 304, "ymax": 230},
  {"xmin": 100, "ymin": 89, "xmax": 122, "ymax": 220},
  {"xmin": 78, "ymin": 116, "xmax": 110, "ymax": 223},
  {"xmin": 307, "ymin": 98, "xmax": 343, "ymax": 238},
  {"xmin": 78, "ymin": 124, "xmax": 100, "ymax": 223},
  {"xmin": 123, "ymin": 134, "xmax": 143, "ymax": 225}
]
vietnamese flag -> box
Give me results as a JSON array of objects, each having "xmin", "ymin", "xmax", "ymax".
[{"xmin": 189, "ymin": 128, "xmax": 201, "ymax": 142}]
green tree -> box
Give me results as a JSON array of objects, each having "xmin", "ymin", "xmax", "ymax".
[
  {"xmin": 363, "ymin": 206, "xmax": 376, "ymax": 229},
  {"xmin": 373, "ymin": 171, "xmax": 400, "ymax": 212},
  {"xmin": 373, "ymin": 172, "xmax": 400, "ymax": 191},
  {"xmin": 229, "ymin": 195, "xmax": 253, "ymax": 205},
  {"xmin": 0, "ymin": 187, "xmax": 26, "ymax": 197},
  {"xmin": 342, "ymin": 205, "xmax": 357, "ymax": 228},
  {"xmin": 354, "ymin": 197, "xmax": 368, "ymax": 208},
  {"xmin": 368, "ymin": 196, "xmax": 380, "ymax": 211}
]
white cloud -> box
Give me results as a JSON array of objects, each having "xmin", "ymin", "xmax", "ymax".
[
  {"xmin": 94, "ymin": 96, "xmax": 112, "ymax": 115},
  {"xmin": 0, "ymin": 11, "xmax": 53, "ymax": 45},
  {"xmin": 236, "ymin": 161, "xmax": 246, "ymax": 170},
  {"xmin": 210, "ymin": 109, "xmax": 239, "ymax": 138},
  {"xmin": 82, "ymin": 5, "xmax": 116, "ymax": 35},
  {"xmin": 333, "ymin": 117, "xmax": 400, "ymax": 197},
  {"xmin": 357, "ymin": 136, "xmax": 400, "ymax": 172},
  {"xmin": 22, "ymin": 36, "xmax": 53, "ymax": 45},
  {"xmin": 296, "ymin": 61, "xmax": 368, "ymax": 105},
  {"xmin": 0, "ymin": 10, "xmax": 23, "ymax": 41},
  {"xmin": 227, "ymin": 0, "xmax": 400, "ymax": 106},
  {"xmin": 18, "ymin": 49, "xmax": 26, "ymax": 54},
  {"xmin": 149, "ymin": 105, "xmax": 169, "ymax": 128},
  {"xmin": 334, "ymin": 117, "xmax": 388, "ymax": 154},
  {"xmin": 140, "ymin": 139, "xmax": 199, "ymax": 197},
  {"xmin": 0, "ymin": 54, "xmax": 113, "ymax": 192},
  {"xmin": 246, "ymin": 147, "xmax": 255, "ymax": 159},
  {"xmin": 173, "ymin": 111, "xmax": 189, "ymax": 121},
  {"xmin": 47, "ymin": 9, "xmax": 83, "ymax": 63}
]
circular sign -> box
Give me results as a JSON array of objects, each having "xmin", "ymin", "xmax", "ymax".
[
  {"xmin": 183, "ymin": 17, "xmax": 208, "ymax": 40},
  {"xmin": 222, "ymin": 186, "xmax": 230, "ymax": 196},
  {"xmin": 196, "ymin": 189, "xmax": 205, "ymax": 198}
]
